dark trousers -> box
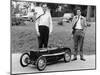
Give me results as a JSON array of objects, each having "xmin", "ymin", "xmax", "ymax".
[
  {"xmin": 73, "ymin": 29, "xmax": 85, "ymax": 58},
  {"xmin": 38, "ymin": 26, "xmax": 49, "ymax": 48}
]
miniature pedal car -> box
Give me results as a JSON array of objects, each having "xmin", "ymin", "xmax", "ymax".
[{"xmin": 20, "ymin": 47, "xmax": 71, "ymax": 71}]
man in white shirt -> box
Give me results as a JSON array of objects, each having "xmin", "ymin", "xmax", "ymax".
[
  {"xmin": 35, "ymin": 4, "xmax": 53, "ymax": 48},
  {"xmin": 71, "ymin": 7, "xmax": 87, "ymax": 61}
]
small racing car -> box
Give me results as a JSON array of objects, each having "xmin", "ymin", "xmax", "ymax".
[{"xmin": 20, "ymin": 47, "xmax": 71, "ymax": 71}]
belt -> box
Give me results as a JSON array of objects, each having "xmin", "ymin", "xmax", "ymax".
[
  {"xmin": 39, "ymin": 25, "xmax": 48, "ymax": 27},
  {"xmin": 75, "ymin": 29, "xmax": 83, "ymax": 31}
]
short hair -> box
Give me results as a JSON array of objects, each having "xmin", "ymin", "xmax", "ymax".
[
  {"xmin": 41, "ymin": 3, "xmax": 48, "ymax": 8},
  {"xmin": 75, "ymin": 7, "xmax": 81, "ymax": 11},
  {"xmin": 73, "ymin": 7, "xmax": 81, "ymax": 15}
]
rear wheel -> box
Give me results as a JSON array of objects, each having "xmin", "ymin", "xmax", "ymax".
[
  {"xmin": 20, "ymin": 53, "xmax": 30, "ymax": 67},
  {"xmin": 35, "ymin": 56, "xmax": 47, "ymax": 71},
  {"xmin": 64, "ymin": 49, "xmax": 71, "ymax": 62}
]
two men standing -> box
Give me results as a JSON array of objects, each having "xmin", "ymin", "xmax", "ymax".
[{"xmin": 35, "ymin": 4, "xmax": 87, "ymax": 61}]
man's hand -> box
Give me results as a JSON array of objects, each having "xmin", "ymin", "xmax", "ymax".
[
  {"xmin": 68, "ymin": 34, "xmax": 73, "ymax": 40},
  {"xmin": 49, "ymin": 31, "xmax": 52, "ymax": 35},
  {"xmin": 37, "ymin": 31, "xmax": 40, "ymax": 36}
]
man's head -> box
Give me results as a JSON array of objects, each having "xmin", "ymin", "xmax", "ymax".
[
  {"xmin": 42, "ymin": 4, "xmax": 48, "ymax": 12},
  {"xmin": 76, "ymin": 7, "xmax": 81, "ymax": 16}
]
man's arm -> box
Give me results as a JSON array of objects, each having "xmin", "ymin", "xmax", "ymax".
[
  {"xmin": 35, "ymin": 20, "xmax": 39, "ymax": 32},
  {"xmin": 68, "ymin": 16, "xmax": 76, "ymax": 40},
  {"xmin": 49, "ymin": 14, "xmax": 53, "ymax": 34},
  {"xmin": 83, "ymin": 17, "xmax": 88, "ymax": 33},
  {"xmin": 71, "ymin": 16, "xmax": 76, "ymax": 29},
  {"xmin": 35, "ymin": 16, "xmax": 40, "ymax": 36},
  {"xmin": 84, "ymin": 17, "xmax": 88, "ymax": 27},
  {"xmin": 71, "ymin": 16, "xmax": 76, "ymax": 34}
]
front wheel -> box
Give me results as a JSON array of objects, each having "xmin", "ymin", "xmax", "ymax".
[
  {"xmin": 35, "ymin": 56, "xmax": 47, "ymax": 71},
  {"xmin": 64, "ymin": 50, "xmax": 71, "ymax": 63},
  {"xmin": 20, "ymin": 53, "xmax": 30, "ymax": 67}
]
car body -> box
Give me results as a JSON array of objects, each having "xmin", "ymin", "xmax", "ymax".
[
  {"xmin": 11, "ymin": 12, "xmax": 35, "ymax": 26},
  {"xmin": 12, "ymin": 15, "xmax": 34, "ymax": 26},
  {"xmin": 20, "ymin": 47, "xmax": 71, "ymax": 71},
  {"xmin": 62, "ymin": 13, "xmax": 74, "ymax": 22}
]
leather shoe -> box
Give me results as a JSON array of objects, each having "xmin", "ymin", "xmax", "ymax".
[
  {"xmin": 71, "ymin": 58, "xmax": 77, "ymax": 61},
  {"xmin": 80, "ymin": 58, "xmax": 86, "ymax": 61}
]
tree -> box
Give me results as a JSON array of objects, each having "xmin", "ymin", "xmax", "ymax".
[{"xmin": 87, "ymin": 6, "xmax": 92, "ymax": 21}]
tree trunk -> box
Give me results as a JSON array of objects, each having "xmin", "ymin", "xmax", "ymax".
[{"xmin": 87, "ymin": 6, "xmax": 92, "ymax": 21}]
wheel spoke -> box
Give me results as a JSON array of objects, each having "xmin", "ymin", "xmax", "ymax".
[
  {"xmin": 20, "ymin": 53, "xmax": 30, "ymax": 67},
  {"xmin": 64, "ymin": 51, "xmax": 71, "ymax": 62},
  {"xmin": 38, "ymin": 59, "xmax": 45, "ymax": 68},
  {"xmin": 65, "ymin": 53, "xmax": 70, "ymax": 61},
  {"xmin": 36, "ymin": 57, "xmax": 46, "ymax": 71}
]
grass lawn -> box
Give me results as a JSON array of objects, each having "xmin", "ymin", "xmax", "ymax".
[{"xmin": 11, "ymin": 18, "xmax": 96, "ymax": 55}]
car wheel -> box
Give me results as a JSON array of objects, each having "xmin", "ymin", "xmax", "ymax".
[
  {"xmin": 20, "ymin": 53, "xmax": 30, "ymax": 67},
  {"xmin": 35, "ymin": 56, "xmax": 47, "ymax": 71},
  {"xmin": 64, "ymin": 50, "xmax": 71, "ymax": 63}
]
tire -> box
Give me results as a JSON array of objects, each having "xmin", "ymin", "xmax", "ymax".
[
  {"xmin": 20, "ymin": 53, "xmax": 30, "ymax": 67},
  {"xmin": 64, "ymin": 49, "xmax": 71, "ymax": 63},
  {"xmin": 35, "ymin": 56, "xmax": 47, "ymax": 71}
]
